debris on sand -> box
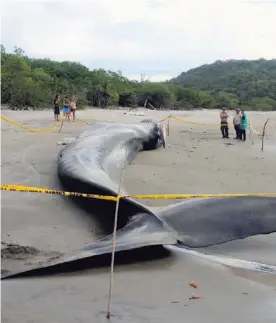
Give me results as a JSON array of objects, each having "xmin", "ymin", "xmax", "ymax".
[
  {"xmin": 188, "ymin": 281, "xmax": 198, "ymax": 288},
  {"xmin": 189, "ymin": 296, "xmax": 204, "ymax": 300},
  {"xmin": 57, "ymin": 138, "xmax": 76, "ymax": 145},
  {"xmin": 1, "ymin": 241, "xmax": 40, "ymax": 259},
  {"xmin": 188, "ymin": 281, "xmax": 203, "ymax": 300}
]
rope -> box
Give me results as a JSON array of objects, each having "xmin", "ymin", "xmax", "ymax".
[
  {"xmin": 1, "ymin": 115, "xmax": 95, "ymax": 133},
  {"xmin": 1, "ymin": 115, "xmax": 60, "ymax": 133},
  {"xmin": 2, "ymin": 184, "xmax": 276, "ymax": 199},
  {"xmin": 106, "ymin": 162, "xmax": 126, "ymax": 319},
  {"xmin": 171, "ymin": 115, "xmax": 249, "ymax": 127}
]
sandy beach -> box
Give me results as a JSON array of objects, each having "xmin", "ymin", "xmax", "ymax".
[{"xmin": 1, "ymin": 108, "xmax": 276, "ymax": 323}]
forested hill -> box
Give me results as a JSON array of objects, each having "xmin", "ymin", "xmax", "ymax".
[
  {"xmin": 1, "ymin": 45, "xmax": 276, "ymax": 111},
  {"xmin": 170, "ymin": 59, "xmax": 276, "ymax": 100}
]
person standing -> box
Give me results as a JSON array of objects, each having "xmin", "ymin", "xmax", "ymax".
[
  {"xmin": 63, "ymin": 96, "xmax": 71, "ymax": 121},
  {"xmin": 239, "ymin": 109, "xmax": 248, "ymax": 141},
  {"xmin": 70, "ymin": 95, "xmax": 77, "ymax": 121},
  {"xmin": 53, "ymin": 94, "xmax": 60, "ymax": 121},
  {"xmin": 220, "ymin": 107, "xmax": 229, "ymax": 138},
  {"xmin": 233, "ymin": 108, "xmax": 241, "ymax": 139}
]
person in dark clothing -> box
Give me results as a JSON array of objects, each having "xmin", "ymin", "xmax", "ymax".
[
  {"xmin": 240, "ymin": 128, "xmax": 246, "ymax": 141},
  {"xmin": 233, "ymin": 108, "xmax": 241, "ymax": 139},
  {"xmin": 54, "ymin": 94, "xmax": 60, "ymax": 121},
  {"xmin": 220, "ymin": 108, "xmax": 229, "ymax": 138}
]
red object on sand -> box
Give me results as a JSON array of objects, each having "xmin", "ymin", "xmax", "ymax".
[{"xmin": 188, "ymin": 282, "xmax": 198, "ymax": 288}]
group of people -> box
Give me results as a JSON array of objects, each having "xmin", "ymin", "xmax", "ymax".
[
  {"xmin": 53, "ymin": 95, "xmax": 77, "ymax": 122},
  {"xmin": 220, "ymin": 108, "xmax": 248, "ymax": 141}
]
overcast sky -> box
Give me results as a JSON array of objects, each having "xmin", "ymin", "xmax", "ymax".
[{"xmin": 1, "ymin": 0, "xmax": 276, "ymax": 81}]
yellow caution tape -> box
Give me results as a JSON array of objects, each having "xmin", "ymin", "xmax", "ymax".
[
  {"xmin": 1, "ymin": 184, "xmax": 276, "ymax": 201},
  {"xmin": 126, "ymin": 193, "xmax": 276, "ymax": 199},
  {"xmin": 76, "ymin": 119, "xmax": 94, "ymax": 126},
  {"xmin": 250, "ymin": 124, "xmax": 261, "ymax": 135},
  {"xmin": 159, "ymin": 116, "xmax": 170, "ymax": 123},
  {"xmin": 171, "ymin": 115, "xmax": 223, "ymax": 126},
  {"xmin": 171, "ymin": 115, "xmax": 275, "ymax": 136},
  {"xmin": 1, "ymin": 114, "xmax": 168, "ymax": 133},
  {"xmin": 1, "ymin": 184, "xmax": 118, "ymax": 201},
  {"xmin": 1, "ymin": 116, "xmax": 61, "ymax": 133},
  {"xmin": 1, "ymin": 115, "xmax": 96, "ymax": 133},
  {"xmin": 1, "ymin": 113, "xmax": 273, "ymax": 135},
  {"xmin": 171, "ymin": 115, "xmax": 251, "ymax": 127}
]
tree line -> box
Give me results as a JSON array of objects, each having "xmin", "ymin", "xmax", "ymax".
[
  {"xmin": 170, "ymin": 58, "xmax": 276, "ymax": 111},
  {"xmin": 1, "ymin": 45, "xmax": 276, "ymax": 111}
]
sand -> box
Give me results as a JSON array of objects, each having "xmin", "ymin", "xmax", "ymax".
[{"xmin": 1, "ymin": 108, "xmax": 276, "ymax": 322}]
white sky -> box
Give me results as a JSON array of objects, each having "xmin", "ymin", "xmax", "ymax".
[{"xmin": 1, "ymin": 0, "xmax": 276, "ymax": 81}]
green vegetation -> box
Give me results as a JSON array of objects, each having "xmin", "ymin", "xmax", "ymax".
[
  {"xmin": 1, "ymin": 45, "xmax": 276, "ymax": 111},
  {"xmin": 169, "ymin": 59, "xmax": 276, "ymax": 111}
]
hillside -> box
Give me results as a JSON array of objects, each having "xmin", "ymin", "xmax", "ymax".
[
  {"xmin": 1, "ymin": 45, "xmax": 276, "ymax": 111},
  {"xmin": 170, "ymin": 59, "xmax": 276, "ymax": 100}
]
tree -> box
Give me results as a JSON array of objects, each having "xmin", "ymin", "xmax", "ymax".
[
  {"xmin": 13, "ymin": 46, "xmax": 25, "ymax": 57},
  {"xmin": 170, "ymin": 59, "xmax": 276, "ymax": 101},
  {"xmin": 1, "ymin": 46, "xmax": 276, "ymax": 111}
]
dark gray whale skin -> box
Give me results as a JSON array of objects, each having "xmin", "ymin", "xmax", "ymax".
[
  {"xmin": 1, "ymin": 120, "xmax": 276, "ymax": 279},
  {"xmin": 158, "ymin": 197, "xmax": 276, "ymax": 247}
]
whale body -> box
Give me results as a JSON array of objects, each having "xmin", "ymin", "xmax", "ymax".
[{"xmin": 1, "ymin": 120, "xmax": 276, "ymax": 279}]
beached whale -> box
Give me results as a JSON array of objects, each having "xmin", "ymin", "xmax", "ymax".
[{"xmin": 1, "ymin": 119, "xmax": 276, "ymax": 279}]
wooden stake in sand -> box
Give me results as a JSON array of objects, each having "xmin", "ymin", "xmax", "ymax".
[
  {"xmin": 58, "ymin": 119, "xmax": 64, "ymax": 133},
  {"xmin": 106, "ymin": 159, "xmax": 127, "ymax": 319},
  {"xmin": 261, "ymin": 118, "xmax": 270, "ymax": 152},
  {"xmin": 167, "ymin": 115, "xmax": 171, "ymax": 136},
  {"xmin": 249, "ymin": 124, "xmax": 254, "ymax": 145},
  {"xmin": 143, "ymin": 99, "xmax": 148, "ymax": 108}
]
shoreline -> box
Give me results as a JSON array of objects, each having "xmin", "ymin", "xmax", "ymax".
[{"xmin": 1, "ymin": 109, "xmax": 276, "ymax": 322}]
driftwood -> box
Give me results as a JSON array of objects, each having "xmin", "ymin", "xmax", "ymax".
[
  {"xmin": 147, "ymin": 102, "xmax": 156, "ymax": 110},
  {"xmin": 261, "ymin": 118, "xmax": 270, "ymax": 152}
]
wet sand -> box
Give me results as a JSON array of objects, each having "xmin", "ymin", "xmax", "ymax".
[{"xmin": 1, "ymin": 109, "xmax": 276, "ymax": 322}]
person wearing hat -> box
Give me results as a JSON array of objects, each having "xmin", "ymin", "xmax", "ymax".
[
  {"xmin": 233, "ymin": 108, "xmax": 241, "ymax": 139},
  {"xmin": 220, "ymin": 107, "xmax": 229, "ymax": 138}
]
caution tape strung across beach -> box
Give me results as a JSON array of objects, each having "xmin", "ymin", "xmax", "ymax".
[
  {"xmin": 1, "ymin": 114, "xmax": 169, "ymax": 134},
  {"xmin": 249, "ymin": 124, "xmax": 261, "ymax": 135},
  {"xmin": 1, "ymin": 115, "xmax": 61, "ymax": 133},
  {"xmin": 171, "ymin": 115, "xmax": 255, "ymax": 129},
  {"xmin": 1, "ymin": 184, "xmax": 117, "ymax": 201},
  {"xmin": 1, "ymin": 184, "xmax": 276, "ymax": 201},
  {"xmin": 1, "ymin": 114, "xmax": 167, "ymax": 133},
  {"xmin": 76, "ymin": 119, "xmax": 94, "ymax": 126},
  {"xmin": 170, "ymin": 114, "xmax": 276, "ymax": 136},
  {"xmin": 1, "ymin": 113, "xmax": 269, "ymax": 136},
  {"xmin": 1, "ymin": 115, "xmax": 95, "ymax": 132},
  {"xmin": 158, "ymin": 116, "xmax": 170, "ymax": 123}
]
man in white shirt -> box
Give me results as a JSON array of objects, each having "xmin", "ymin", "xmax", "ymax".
[
  {"xmin": 220, "ymin": 108, "xmax": 229, "ymax": 138},
  {"xmin": 233, "ymin": 109, "xmax": 241, "ymax": 139}
]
